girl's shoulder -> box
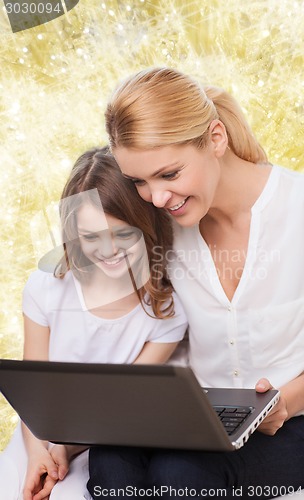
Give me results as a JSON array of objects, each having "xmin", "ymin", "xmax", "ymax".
[
  {"xmin": 24, "ymin": 269, "xmax": 73, "ymax": 294},
  {"xmin": 147, "ymin": 290, "xmax": 188, "ymax": 328},
  {"xmin": 171, "ymin": 291, "xmax": 188, "ymax": 319}
]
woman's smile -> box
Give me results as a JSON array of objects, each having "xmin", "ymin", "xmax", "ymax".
[
  {"xmin": 115, "ymin": 143, "xmax": 221, "ymax": 227},
  {"xmin": 167, "ymin": 197, "xmax": 190, "ymax": 216}
]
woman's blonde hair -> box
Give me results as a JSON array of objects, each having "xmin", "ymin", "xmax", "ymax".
[{"xmin": 106, "ymin": 67, "xmax": 267, "ymax": 163}]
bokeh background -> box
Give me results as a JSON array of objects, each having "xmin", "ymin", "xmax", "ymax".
[{"xmin": 0, "ymin": 0, "xmax": 304, "ymax": 451}]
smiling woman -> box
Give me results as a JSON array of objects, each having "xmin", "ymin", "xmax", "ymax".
[
  {"xmin": 84, "ymin": 66, "xmax": 304, "ymax": 498},
  {"xmin": 114, "ymin": 142, "xmax": 223, "ymax": 227}
]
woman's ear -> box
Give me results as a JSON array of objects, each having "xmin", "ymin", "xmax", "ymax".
[{"xmin": 209, "ymin": 119, "xmax": 228, "ymax": 158}]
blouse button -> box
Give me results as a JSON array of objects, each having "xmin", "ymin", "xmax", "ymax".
[{"xmin": 234, "ymin": 370, "xmax": 239, "ymax": 376}]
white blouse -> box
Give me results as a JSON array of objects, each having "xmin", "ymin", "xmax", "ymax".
[{"xmin": 169, "ymin": 165, "xmax": 304, "ymax": 389}]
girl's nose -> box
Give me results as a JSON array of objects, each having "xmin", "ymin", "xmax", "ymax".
[{"xmin": 98, "ymin": 232, "xmax": 117, "ymax": 258}]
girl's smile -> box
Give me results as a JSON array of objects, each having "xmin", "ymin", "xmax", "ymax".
[{"xmin": 76, "ymin": 203, "xmax": 144, "ymax": 279}]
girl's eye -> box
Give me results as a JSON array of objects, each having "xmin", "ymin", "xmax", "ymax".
[
  {"xmin": 81, "ymin": 234, "xmax": 99, "ymax": 241},
  {"xmin": 115, "ymin": 231, "xmax": 136, "ymax": 239}
]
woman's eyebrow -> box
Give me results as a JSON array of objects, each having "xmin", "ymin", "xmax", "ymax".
[
  {"xmin": 122, "ymin": 173, "xmax": 141, "ymax": 180},
  {"xmin": 123, "ymin": 162, "xmax": 180, "ymax": 180}
]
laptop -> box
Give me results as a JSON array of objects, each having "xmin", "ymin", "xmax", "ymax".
[{"xmin": 0, "ymin": 359, "xmax": 279, "ymax": 451}]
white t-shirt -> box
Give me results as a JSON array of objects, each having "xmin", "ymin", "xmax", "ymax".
[
  {"xmin": 0, "ymin": 272, "xmax": 187, "ymax": 500},
  {"xmin": 169, "ymin": 165, "xmax": 304, "ymax": 389},
  {"xmin": 22, "ymin": 270, "xmax": 188, "ymax": 363}
]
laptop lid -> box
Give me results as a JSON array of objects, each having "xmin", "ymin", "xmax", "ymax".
[{"xmin": 0, "ymin": 359, "xmax": 279, "ymax": 451}]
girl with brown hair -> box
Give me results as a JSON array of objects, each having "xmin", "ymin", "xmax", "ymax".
[{"xmin": 0, "ymin": 146, "xmax": 187, "ymax": 500}]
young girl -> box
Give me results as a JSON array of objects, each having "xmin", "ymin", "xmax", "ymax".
[
  {"xmin": 86, "ymin": 67, "xmax": 304, "ymax": 498},
  {"xmin": 0, "ymin": 147, "xmax": 188, "ymax": 500}
]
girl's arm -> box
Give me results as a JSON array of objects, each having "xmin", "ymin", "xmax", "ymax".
[
  {"xmin": 22, "ymin": 424, "xmax": 59, "ymax": 500},
  {"xmin": 23, "ymin": 313, "xmax": 50, "ymax": 361},
  {"xmin": 134, "ymin": 341, "xmax": 179, "ymax": 364},
  {"xmin": 22, "ymin": 314, "xmax": 67, "ymax": 500}
]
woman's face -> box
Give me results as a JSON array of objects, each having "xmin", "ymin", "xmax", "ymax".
[
  {"xmin": 76, "ymin": 203, "xmax": 144, "ymax": 279},
  {"xmin": 114, "ymin": 142, "xmax": 221, "ymax": 227}
]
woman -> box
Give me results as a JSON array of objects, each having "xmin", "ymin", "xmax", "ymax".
[
  {"xmin": 88, "ymin": 68, "xmax": 304, "ymax": 498},
  {"xmin": 0, "ymin": 147, "xmax": 187, "ymax": 500}
]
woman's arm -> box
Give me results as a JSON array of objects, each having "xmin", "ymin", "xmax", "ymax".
[
  {"xmin": 255, "ymin": 372, "xmax": 304, "ymax": 435},
  {"xmin": 280, "ymin": 372, "xmax": 304, "ymax": 418},
  {"xmin": 134, "ymin": 341, "xmax": 179, "ymax": 364}
]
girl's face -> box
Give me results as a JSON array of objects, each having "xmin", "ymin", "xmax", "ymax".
[
  {"xmin": 114, "ymin": 141, "xmax": 222, "ymax": 227},
  {"xmin": 76, "ymin": 203, "xmax": 144, "ymax": 279}
]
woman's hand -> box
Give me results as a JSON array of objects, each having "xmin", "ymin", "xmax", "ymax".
[
  {"xmin": 255, "ymin": 378, "xmax": 288, "ymax": 435},
  {"xmin": 23, "ymin": 447, "xmax": 59, "ymax": 500}
]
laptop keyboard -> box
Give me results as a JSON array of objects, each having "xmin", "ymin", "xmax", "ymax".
[{"xmin": 213, "ymin": 406, "xmax": 253, "ymax": 435}]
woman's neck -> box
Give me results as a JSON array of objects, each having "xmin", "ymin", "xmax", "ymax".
[{"xmin": 208, "ymin": 152, "xmax": 272, "ymax": 227}]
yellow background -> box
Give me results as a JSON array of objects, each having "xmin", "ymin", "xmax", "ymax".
[{"xmin": 1, "ymin": 0, "xmax": 304, "ymax": 450}]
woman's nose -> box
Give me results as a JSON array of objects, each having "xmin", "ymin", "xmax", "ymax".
[{"xmin": 150, "ymin": 189, "xmax": 172, "ymax": 208}]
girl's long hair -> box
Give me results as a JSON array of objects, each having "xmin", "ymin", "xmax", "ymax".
[{"xmin": 55, "ymin": 147, "xmax": 174, "ymax": 319}]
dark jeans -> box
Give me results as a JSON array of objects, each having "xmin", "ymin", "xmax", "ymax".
[{"xmin": 87, "ymin": 416, "xmax": 304, "ymax": 499}]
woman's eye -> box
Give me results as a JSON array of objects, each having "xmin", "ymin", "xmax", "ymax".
[
  {"xmin": 162, "ymin": 171, "xmax": 179, "ymax": 180},
  {"xmin": 132, "ymin": 179, "xmax": 146, "ymax": 187}
]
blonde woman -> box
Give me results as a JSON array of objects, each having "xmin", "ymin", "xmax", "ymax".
[{"xmin": 87, "ymin": 68, "xmax": 304, "ymax": 498}]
